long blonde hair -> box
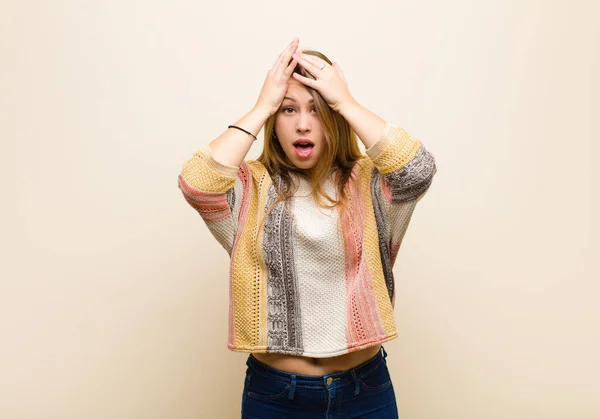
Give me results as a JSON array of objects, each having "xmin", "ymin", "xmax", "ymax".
[{"xmin": 256, "ymin": 50, "xmax": 363, "ymax": 222}]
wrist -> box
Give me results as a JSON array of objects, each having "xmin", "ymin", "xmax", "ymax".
[
  {"xmin": 252, "ymin": 104, "xmax": 275, "ymax": 119},
  {"xmin": 336, "ymin": 97, "xmax": 360, "ymax": 116}
]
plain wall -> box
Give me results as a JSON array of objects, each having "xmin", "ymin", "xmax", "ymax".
[{"xmin": 1, "ymin": 0, "xmax": 598, "ymax": 418}]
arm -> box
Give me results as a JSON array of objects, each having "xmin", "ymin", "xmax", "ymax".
[
  {"xmin": 337, "ymin": 99, "xmax": 387, "ymax": 150},
  {"xmin": 288, "ymin": 51, "xmax": 432, "ymax": 185},
  {"xmin": 178, "ymin": 105, "xmax": 270, "ymax": 254},
  {"xmin": 339, "ymin": 99, "xmax": 437, "ymax": 203},
  {"xmin": 210, "ymin": 105, "xmax": 271, "ymax": 168},
  {"xmin": 179, "ymin": 38, "xmax": 301, "ymax": 253}
]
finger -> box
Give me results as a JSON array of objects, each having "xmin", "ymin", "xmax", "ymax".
[
  {"xmin": 299, "ymin": 53, "xmax": 327, "ymax": 67},
  {"xmin": 271, "ymin": 40, "xmax": 295, "ymax": 72},
  {"xmin": 272, "ymin": 39, "xmax": 299, "ymax": 73},
  {"xmin": 293, "ymin": 53, "xmax": 324, "ymax": 77},
  {"xmin": 283, "ymin": 55, "xmax": 299, "ymax": 76},
  {"xmin": 291, "ymin": 72, "xmax": 317, "ymax": 88},
  {"xmin": 333, "ymin": 62, "xmax": 347, "ymax": 83}
]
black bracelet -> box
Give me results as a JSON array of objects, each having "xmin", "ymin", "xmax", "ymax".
[{"xmin": 228, "ymin": 125, "xmax": 258, "ymax": 141}]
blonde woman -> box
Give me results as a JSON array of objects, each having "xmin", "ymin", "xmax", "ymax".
[{"xmin": 178, "ymin": 37, "xmax": 437, "ymax": 418}]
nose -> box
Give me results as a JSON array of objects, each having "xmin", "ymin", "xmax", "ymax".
[{"xmin": 295, "ymin": 111, "xmax": 312, "ymax": 134}]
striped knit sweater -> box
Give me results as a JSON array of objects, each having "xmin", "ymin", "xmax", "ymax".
[{"xmin": 178, "ymin": 122, "xmax": 437, "ymax": 357}]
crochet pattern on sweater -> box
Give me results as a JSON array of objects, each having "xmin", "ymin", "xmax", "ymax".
[{"xmin": 178, "ymin": 122, "xmax": 437, "ymax": 357}]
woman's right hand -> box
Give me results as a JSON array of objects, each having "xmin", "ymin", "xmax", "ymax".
[{"xmin": 255, "ymin": 38, "xmax": 300, "ymax": 117}]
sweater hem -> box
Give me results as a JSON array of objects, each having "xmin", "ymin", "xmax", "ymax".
[
  {"xmin": 227, "ymin": 331, "xmax": 398, "ymax": 358},
  {"xmin": 366, "ymin": 123, "xmax": 422, "ymax": 175},
  {"xmin": 365, "ymin": 121, "xmax": 394, "ymax": 160},
  {"xmin": 200, "ymin": 144, "xmax": 240, "ymax": 178}
]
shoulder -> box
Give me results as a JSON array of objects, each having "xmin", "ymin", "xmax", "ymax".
[
  {"xmin": 244, "ymin": 159, "xmax": 268, "ymax": 175},
  {"xmin": 240, "ymin": 159, "xmax": 271, "ymax": 184},
  {"xmin": 353, "ymin": 154, "xmax": 376, "ymax": 176}
]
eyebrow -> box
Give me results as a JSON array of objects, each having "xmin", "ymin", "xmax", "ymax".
[{"xmin": 283, "ymin": 96, "xmax": 314, "ymax": 103}]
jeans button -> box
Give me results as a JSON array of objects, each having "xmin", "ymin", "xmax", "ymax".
[{"xmin": 326, "ymin": 377, "xmax": 333, "ymax": 385}]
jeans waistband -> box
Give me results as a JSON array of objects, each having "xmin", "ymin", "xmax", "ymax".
[{"xmin": 246, "ymin": 345, "xmax": 388, "ymax": 390}]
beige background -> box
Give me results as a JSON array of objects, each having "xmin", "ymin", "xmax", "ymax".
[{"xmin": 1, "ymin": 0, "xmax": 598, "ymax": 418}]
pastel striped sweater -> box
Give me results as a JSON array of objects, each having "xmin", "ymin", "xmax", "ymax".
[{"xmin": 178, "ymin": 122, "xmax": 437, "ymax": 357}]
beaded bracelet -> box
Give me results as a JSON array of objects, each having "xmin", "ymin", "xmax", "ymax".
[{"xmin": 228, "ymin": 125, "xmax": 258, "ymax": 141}]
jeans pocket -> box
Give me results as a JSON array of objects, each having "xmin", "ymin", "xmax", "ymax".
[
  {"xmin": 358, "ymin": 360, "xmax": 392, "ymax": 392},
  {"xmin": 245, "ymin": 370, "xmax": 291, "ymax": 401}
]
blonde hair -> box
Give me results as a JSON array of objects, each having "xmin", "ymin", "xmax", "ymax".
[{"xmin": 257, "ymin": 50, "xmax": 363, "ymax": 224}]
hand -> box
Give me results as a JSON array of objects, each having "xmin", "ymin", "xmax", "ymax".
[
  {"xmin": 255, "ymin": 38, "xmax": 301, "ymax": 117},
  {"xmin": 291, "ymin": 53, "xmax": 356, "ymax": 113}
]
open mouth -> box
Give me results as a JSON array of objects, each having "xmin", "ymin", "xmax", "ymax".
[{"xmin": 293, "ymin": 142, "xmax": 315, "ymax": 159}]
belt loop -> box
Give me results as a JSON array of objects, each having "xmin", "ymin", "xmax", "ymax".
[
  {"xmin": 350, "ymin": 369, "xmax": 360, "ymax": 395},
  {"xmin": 288, "ymin": 374, "xmax": 297, "ymax": 400},
  {"xmin": 381, "ymin": 345, "xmax": 388, "ymax": 360}
]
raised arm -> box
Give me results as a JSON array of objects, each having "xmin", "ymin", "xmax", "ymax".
[
  {"xmin": 178, "ymin": 38, "xmax": 302, "ymax": 254},
  {"xmin": 285, "ymin": 51, "xmax": 437, "ymax": 205},
  {"xmin": 209, "ymin": 106, "xmax": 270, "ymax": 169},
  {"xmin": 211, "ymin": 37, "xmax": 302, "ymax": 166},
  {"xmin": 339, "ymin": 99, "xmax": 436, "ymax": 202}
]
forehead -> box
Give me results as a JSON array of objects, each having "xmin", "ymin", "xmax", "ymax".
[{"xmin": 284, "ymin": 79, "xmax": 313, "ymax": 102}]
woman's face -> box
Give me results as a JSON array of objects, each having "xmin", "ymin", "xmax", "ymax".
[{"xmin": 274, "ymin": 78, "xmax": 325, "ymax": 173}]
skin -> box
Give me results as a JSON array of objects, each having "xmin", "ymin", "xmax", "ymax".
[
  {"xmin": 252, "ymin": 344, "xmax": 382, "ymax": 375},
  {"xmin": 274, "ymin": 78, "xmax": 325, "ymax": 177}
]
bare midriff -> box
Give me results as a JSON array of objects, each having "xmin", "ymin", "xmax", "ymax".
[{"xmin": 251, "ymin": 344, "xmax": 382, "ymax": 375}]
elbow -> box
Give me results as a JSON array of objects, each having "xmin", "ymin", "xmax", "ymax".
[{"xmin": 385, "ymin": 147, "xmax": 436, "ymax": 204}]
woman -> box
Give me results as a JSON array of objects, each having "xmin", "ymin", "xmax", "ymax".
[{"xmin": 178, "ymin": 37, "xmax": 437, "ymax": 418}]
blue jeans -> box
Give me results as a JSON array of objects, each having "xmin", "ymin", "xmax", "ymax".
[{"xmin": 241, "ymin": 346, "xmax": 398, "ymax": 418}]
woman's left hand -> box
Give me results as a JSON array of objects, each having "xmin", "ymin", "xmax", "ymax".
[{"xmin": 291, "ymin": 52, "xmax": 356, "ymax": 113}]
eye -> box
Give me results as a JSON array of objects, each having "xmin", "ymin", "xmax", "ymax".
[{"xmin": 282, "ymin": 107, "xmax": 317, "ymax": 114}]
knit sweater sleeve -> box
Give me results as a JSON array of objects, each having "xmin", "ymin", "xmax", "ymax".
[
  {"xmin": 177, "ymin": 143, "xmax": 245, "ymax": 255},
  {"xmin": 365, "ymin": 121, "xmax": 437, "ymax": 204},
  {"xmin": 364, "ymin": 122, "xmax": 437, "ymax": 264}
]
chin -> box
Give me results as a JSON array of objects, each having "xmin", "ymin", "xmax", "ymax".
[
  {"xmin": 292, "ymin": 163, "xmax": 314, "ymax": 171},
  {"xmin": 285, "ymin": 154, "xmax": 312, "ymax": 169}
]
